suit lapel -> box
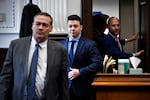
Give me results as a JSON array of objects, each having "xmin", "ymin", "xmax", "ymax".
[
  {"xmin": 64, "ymin": 38, "xmax": 73, "ymax": 69},
  {"xmin": 45, "ymin": 39, "xmax": 57, "ymax": 85},
  {"xmin": 23, "ymin": 37, "xmax": 32, "ymax": 89},
  {"xmin": 64, "ymin": 38, "xmax": 69, "ymax": 50},
  {"xmin": 74, "ymin": 37, "xmax": 84, "ymax": 58}
]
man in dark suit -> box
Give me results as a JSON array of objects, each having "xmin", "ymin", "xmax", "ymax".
[
  {"xmin": 100, "ymin": 16, "xmax": 144, "ymax": 59},
  {"xmin": 61, "ymin": 15, "xmax": 103, "ymax": 100},
  {"xmin": 0, "ymin": 12, "xmax": 69, "ymax": 100},
  {"xmin": 93, "ymin": 13, "xmax": 109, "ymax": 56},
  {"xmin": 93, "ymin": 14, "xmax": 140, "ymax": 58}
]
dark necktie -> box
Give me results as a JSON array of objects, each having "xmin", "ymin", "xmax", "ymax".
[
  {"xmin": 69, "ymin": 41, "xmax": 76, "ymax": 63},
  {"xmin": 68, "ymin": 41, "xmax": 76, "ymax": 87},
  {"xmin": 27, "ymin": 44, "xmax": 39, "ymax": 99}
]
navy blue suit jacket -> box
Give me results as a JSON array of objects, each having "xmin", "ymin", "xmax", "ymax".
[
  {"xmin": 61, "ymin": 36, "xmax": 102, "ymax": 96},
  {"xmin": 99, "ymin": 34, "xmax": 133, "ymax": 59}
]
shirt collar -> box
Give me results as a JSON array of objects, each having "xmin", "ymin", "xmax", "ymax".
[
  {"xmin": 69, "ymin": 33, "xmax": 81, "ymax": 42},
  {"xmin": 108, "ymin": 32, "xmax": 118, "ymax": 39},
  {"xmin": 31, "ymin": 37, "xmax": 47, "ymax": 49}
]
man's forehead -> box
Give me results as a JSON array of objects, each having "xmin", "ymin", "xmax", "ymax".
[{"xmin": 34, "ymin": 17, "xmax": 50, "ymax": 23}]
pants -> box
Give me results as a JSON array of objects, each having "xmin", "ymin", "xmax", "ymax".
[{"xmin": 69, "ymin": 87, "xmax": 92, "ymax": 100}]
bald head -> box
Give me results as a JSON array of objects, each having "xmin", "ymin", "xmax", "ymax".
[
  {"xmin": 107, "ymin": 17, "xmax": 120, "ymax": 36},
  {"xmin": 108, "ymin": 17, "xmax": 119, "ymax": 25}
]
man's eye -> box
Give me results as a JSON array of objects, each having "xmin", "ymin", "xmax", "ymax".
[
  {"xmin": 42, "ymin": 23, "xmax": 49, "ymax": 27},
  {"xmin": 36, "ymin": 22, "xmax": 41, "ymax": 26},
  {"xmin": 35, "ymin": 22, "xmax": 49, "ymax": 27}
]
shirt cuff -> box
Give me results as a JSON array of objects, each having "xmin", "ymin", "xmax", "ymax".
[
  {"xmin": 125, "ymin": 38, "xmax": 128, "ymax": 42},
  {"xmin": 132, "ymin": 53, "xmax": 135, "ymax": 56}
]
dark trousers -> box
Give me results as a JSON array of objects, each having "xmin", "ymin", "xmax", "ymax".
[{"xmin": 69, "ymin": 87, "xmax": 92, "ymax": 100}]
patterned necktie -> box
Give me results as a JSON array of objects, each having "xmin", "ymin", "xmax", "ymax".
[
  {"xmin": 116, "ymin": 37, "xmax": 122, "ymax": 51},
  {"xmin": 27, "ymin": 44, "xmax": 39, "ymax": 99},
  {"xmin": 69, "ymin": 40, "xmax": 76, "ymax": 63}
]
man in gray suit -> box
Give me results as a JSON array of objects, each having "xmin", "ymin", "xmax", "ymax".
[{"xmin": 0, "ymin": 12, "xmax": 69, "ymax": 100}]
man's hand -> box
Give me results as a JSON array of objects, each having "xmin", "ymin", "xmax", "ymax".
[
  {"xmin": 134, "ymin": 50, "xmax": 144, "ymax": 56},
  {"xmin": 68, "ymin": 68, "xmax": 80, "ymax": 80},
  {"xmin": 126, "ymin": 33, "xmax": 139, "ymax": 42}
]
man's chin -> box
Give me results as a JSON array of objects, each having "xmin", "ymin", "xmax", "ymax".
[
  {"xmin": 35, "ymin": 36, "xmax": 45, "ymax": 42},
  {"xmin": 114, "ymin": 32, "xmax": 119, "ymax": 36}
]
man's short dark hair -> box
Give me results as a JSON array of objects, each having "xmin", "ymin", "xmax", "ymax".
[
  {"xmin": 34, "ymin": 12, "xmax": 53, "ymax": 25},
  {"xmin": 93, "ymin": 14, "xmax": 109, "ymax": 26},
  {"xmin": 67, "ymin": 15, "xmax": 82, "ymax": 25}
]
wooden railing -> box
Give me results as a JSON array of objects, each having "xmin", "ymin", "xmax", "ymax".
[{"xmin": 92, "ymin": 73, "xmax": 150, "ymax": 100}]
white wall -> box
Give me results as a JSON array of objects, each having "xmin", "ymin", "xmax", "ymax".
[
  {"xmin": 0, "ymin": 0, "xmax": 23, "ymax": 48},
  {"xmin": 0, "ymin": 0, "xmax": 81, "ymax": 48},
  {"xmin": 0, "ymin": 34, "xmax": 18, "ymax": 48},
  {"xmin": 93, "ymin": 0, "xmax": 119, "ymax": 18},
  {"xmin": 68, "ymin": 0, "xmax": 81, "ymax": 16}
]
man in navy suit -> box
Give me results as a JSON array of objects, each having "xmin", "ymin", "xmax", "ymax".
[
  {"xmin": 61, "ymin": 15, "xmax": 103, "ymax": 100},
  {"xmin": 100, "ymin": 17, "xmax": 144, "ymax": 59},
  {"xmin": 0, "ymin": 12, "xmax": 69, "ymax": 100}
]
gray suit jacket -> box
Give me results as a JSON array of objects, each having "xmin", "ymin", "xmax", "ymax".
[{"xmin": 0, "ymin": 37, "xmax": 69, "ymax": 100}]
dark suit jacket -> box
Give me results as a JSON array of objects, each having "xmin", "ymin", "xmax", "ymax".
[
  {"xmin": 0, "ymin": 37, "xmax": 69, "ymax": 100},
  {"xmin": 61, "ymin": 36, "xmax": 102, "ymax": 96},
  {"xmin": 99, "ymin": 34, "xmax": 133, "ymax": 59}
]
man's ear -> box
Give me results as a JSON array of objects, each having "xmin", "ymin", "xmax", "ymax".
[{"xmin": 80, "ymin": 25, "xmax": 83, "ymax": 30}]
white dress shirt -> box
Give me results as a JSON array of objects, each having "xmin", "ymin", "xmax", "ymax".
[{"xmin": 28, "ymin": 37, "xmax": 47, "ymax": 99}]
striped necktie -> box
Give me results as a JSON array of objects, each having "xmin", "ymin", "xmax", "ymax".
[{"xmin": 116, "ymin": 37, "xmax": 122, "ymax": 51}]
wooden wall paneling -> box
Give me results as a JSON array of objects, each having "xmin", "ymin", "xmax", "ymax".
[{"xmin": 82, "ymin": 0, "xmax": 93, "ymax": 39}]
